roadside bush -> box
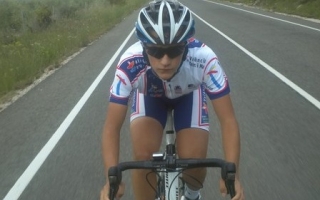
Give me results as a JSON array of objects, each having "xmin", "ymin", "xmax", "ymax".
[
  {"xmin": 0, "ymin": 0, "xmax": 148, "ymax": 101},
  {"xmin": 109, "ymin": 0, "xmax": 127, "ymax": 5},
  {"xmin": 59, "ymin": 5, "xmax": 78, "ymax": 18},
  {"xmin": 35, "ymin": 5, "xmax": 52, "ymax": 29},
  {"xmin": 0, "ymin": 1, "xmax": 22, "ymax": 32}
]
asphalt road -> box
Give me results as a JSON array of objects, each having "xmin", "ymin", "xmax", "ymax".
[{"xmin": 1, "ymin": 0, "xmax": 320, "ymax": 199}]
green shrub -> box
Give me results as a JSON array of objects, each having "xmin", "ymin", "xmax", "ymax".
[
  {"xmin": 58, "ymin": 5, "xmax": 78, "ymax": 18},
  {"xmin": 109, "ymin": 0, "xmax": 127, "ymax": 5},
  {"xmin": 0, "ymin": 0, "xmax": 148, "ymax": 100},
  {"xmin": 0, "ymin": 1, "xmax": 22, "ymax": 32},
  {"xmin": 35, "ymin": 5, "xmax": 52, "ymax": 28}
]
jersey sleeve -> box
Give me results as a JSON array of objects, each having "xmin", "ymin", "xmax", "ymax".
[
  {"xmin": 109, "ymin": 68, "xmax": 133, "ymax": 105},
  {"xmin": 108, "ymin": 42, "xmax": 146, "ymax": 105},
  {"xmin": 203, "ymin": 54, "xmax": 230, "ymax": 100}
]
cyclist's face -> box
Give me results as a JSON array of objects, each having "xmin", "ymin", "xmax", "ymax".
[{"xmin": 145, "ymin": 43, "xmax": 185, "ymax": 80}]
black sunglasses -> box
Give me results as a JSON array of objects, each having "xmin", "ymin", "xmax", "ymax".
[{"xmin": 144, "ymin": 44, "xmax": 186, "ymax": 59}]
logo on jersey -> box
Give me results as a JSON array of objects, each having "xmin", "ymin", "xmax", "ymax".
[
  {"xmin": 116, "ymin": 74, "xmax": 126, "ymax": 85},
  {"xmin": 125, "ymin": 59, "xmax": 146, "ymax": 73},
  {"xmin": 127, "ymin": 61, "xmax": 135, "ymax": 69},
  {"xmin": 174, "ymin": 86, "xmax": 182, "ymax": 94},
  {"xmin": 202, "ymin": 102, "xmax": 208, "ymax": 115},
  {"xmin": 201, "ymin": 88, "xmax": 209, "ymax": 124},
  {"xmin": 187, "ymin": 56, "xmax": 206, "ymax": 69},
  {"xmin": 148, "ymin": 84, "xmax": 163, "ymax": 97},
  {"xmin": 188, "ymin": 37, "xmax": 200, "ymax": 44},
  {"xmin": 189, "ymin": 57, "xmax": 206, "ymax": 64},
  {"xmin": 188, "ymin": 84, "xmax": 197, "ymax": 90},
  {"xmin": 207, "ymin": 64, "xmax": 219, "ymax": 75},
  {"xmin": 206, "ymin": 63, "xmax": 224, "ymax": 89},
  {"xmin": 114, "ymin": 74, "xmax": 127, "ymax": 95},
  {"xmin": 188, "ymin": 37, "xmax": 195, "ymax": 43},
  {"xmin": 188, "ymin": 38, "xmax": 204, "ymax": 48}
]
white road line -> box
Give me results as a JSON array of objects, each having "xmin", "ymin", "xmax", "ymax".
[
  {"xmin": 191, "ymin": 11, "xmax": 320, "ymax": 110},
  {"xmin": 203, "ymin": 0, "xmax": 320, "ymax": 32},
  {"xmin": 3, "ymin": 28, "xmax": 135, "ymax": 200}
]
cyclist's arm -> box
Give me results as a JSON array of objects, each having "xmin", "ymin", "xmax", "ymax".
[
  {"xmin": 102, "ymin": 102, "xmax": 128, "ymax": 180},
  {"xmin": 103, "ymin": 53, "xmax": 134, "ymax": 178},
  {"xmin": 211, "ymin": 94, "xmax": 240, "ymax": 178},
  {"xmin": 201, "ymin": 49, "xmax": 240, "ymax": 176}
]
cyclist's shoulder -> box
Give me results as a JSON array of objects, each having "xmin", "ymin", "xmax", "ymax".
[
  {"xmin": 184, "ymin": 38, "xmax": 219, "ymax": 73},
  {"xmin": 187, "ymin": 37, "xmax": 205, "ymax": 48},
  {"xmin": 187, "ymin": 38, "xmax": 218, "ymax": 62},
  {"xmin": 187, "ymin": 38, "xmax": 212, "ymax": 50},
  {"xmin": 119, "ymin": 42, "xmax": 144, "ymax": 62},
  {"xmin": 116, "ymin": 42, "xmax": 148, "ymax": 79}
]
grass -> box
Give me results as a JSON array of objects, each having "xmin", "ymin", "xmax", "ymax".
[
  {"xmin": 0, "ymin": 0, "xmax": 148, "ymax": 103},
  {"xmin": 221, "ymin": 0, "xmax": 320, "ymax": 19}
]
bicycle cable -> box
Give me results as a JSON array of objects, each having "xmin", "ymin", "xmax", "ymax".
[{"xmin": 145, "ymin": 169, "xmax": 166, "ymax": 196}]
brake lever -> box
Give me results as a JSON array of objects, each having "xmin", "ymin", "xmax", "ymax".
[
  {"xmin": 108, "ymin": 176, "xmax": 119, "ymax": 200},
  {"xmin": 108, "ymin": 167, "xmax": 122, "ymax": 200},
  {"xmin": 221, "ymin": 162, "xmax": 236, "ymax": 198},
  {"xmin": 225, "ymin": 172, "xmax": 236, "ymax": 198}
]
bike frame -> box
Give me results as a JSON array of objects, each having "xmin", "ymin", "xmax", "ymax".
[
  {"xmin": 154, "ymin": 109, "xmax": 181, "ymax": 200},
  {"xmin": 108, "ymin": 109, "xmax": 236, "ymax": 200}
]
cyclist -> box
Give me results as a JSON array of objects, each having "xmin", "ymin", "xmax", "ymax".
[{"xmin": 101, "ymin": 0, "xmax": 244, "ymax": 200}]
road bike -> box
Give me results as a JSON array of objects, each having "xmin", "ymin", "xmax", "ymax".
[{"xmin": 108, "ymin": 109, "xmax": 236, "ymax": 200}]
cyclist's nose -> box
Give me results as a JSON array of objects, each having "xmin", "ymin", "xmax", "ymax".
[{"xmin": 159, "ymin": 54, "xmax": 171, "ymax": 66}]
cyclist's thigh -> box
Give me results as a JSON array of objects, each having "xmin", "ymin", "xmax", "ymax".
[
  {"xmin": 174, "ymin": 86, "xmax": 209, "ymax": 158},
  {"xmin": 176, "ymin": 128, "xmax": 209, "ymax": 158},
  {"xmin": 130, "ymin": 91, "xmax": 166, "ymax": 160}
]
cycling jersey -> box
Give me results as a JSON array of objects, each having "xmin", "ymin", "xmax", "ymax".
[
  {"xmin": 109, "ymin": 38, "xmax": 230, "ymax": 131},
  {"xmin": 109, "ymin": 38, "xmax": 230, "ymax": 105}
]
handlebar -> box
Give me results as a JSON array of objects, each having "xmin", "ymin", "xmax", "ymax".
[{"xmin": 108, "ymin": 158, "xmax": 236, "ymax": 199}]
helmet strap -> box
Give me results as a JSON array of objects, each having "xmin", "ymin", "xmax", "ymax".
[{"xmin": 142, "ymin": 46, "xmax": 151, "ymax": 66}]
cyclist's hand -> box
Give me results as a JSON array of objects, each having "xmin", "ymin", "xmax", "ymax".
[
  {"xmin": 219, "ymin": 178, "xmax": 244, "ymax": 200},
  {"xmin": 100, "ymin": 182, "xmax": 125, "ymax": 200}
]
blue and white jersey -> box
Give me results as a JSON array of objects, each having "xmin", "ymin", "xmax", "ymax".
[{"xmin": 109, "ymin": 38, "xmax": 230, "ymax": 105}]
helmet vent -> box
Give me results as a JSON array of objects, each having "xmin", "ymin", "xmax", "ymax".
[{"xmin": 135, "ymin": 0, "xmax": 195, "ymax": 44}]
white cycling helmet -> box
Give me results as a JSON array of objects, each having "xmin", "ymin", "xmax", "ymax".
[{"xmin": 135, "ymin": 0, "xmax": 195, "ymax": 44}]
